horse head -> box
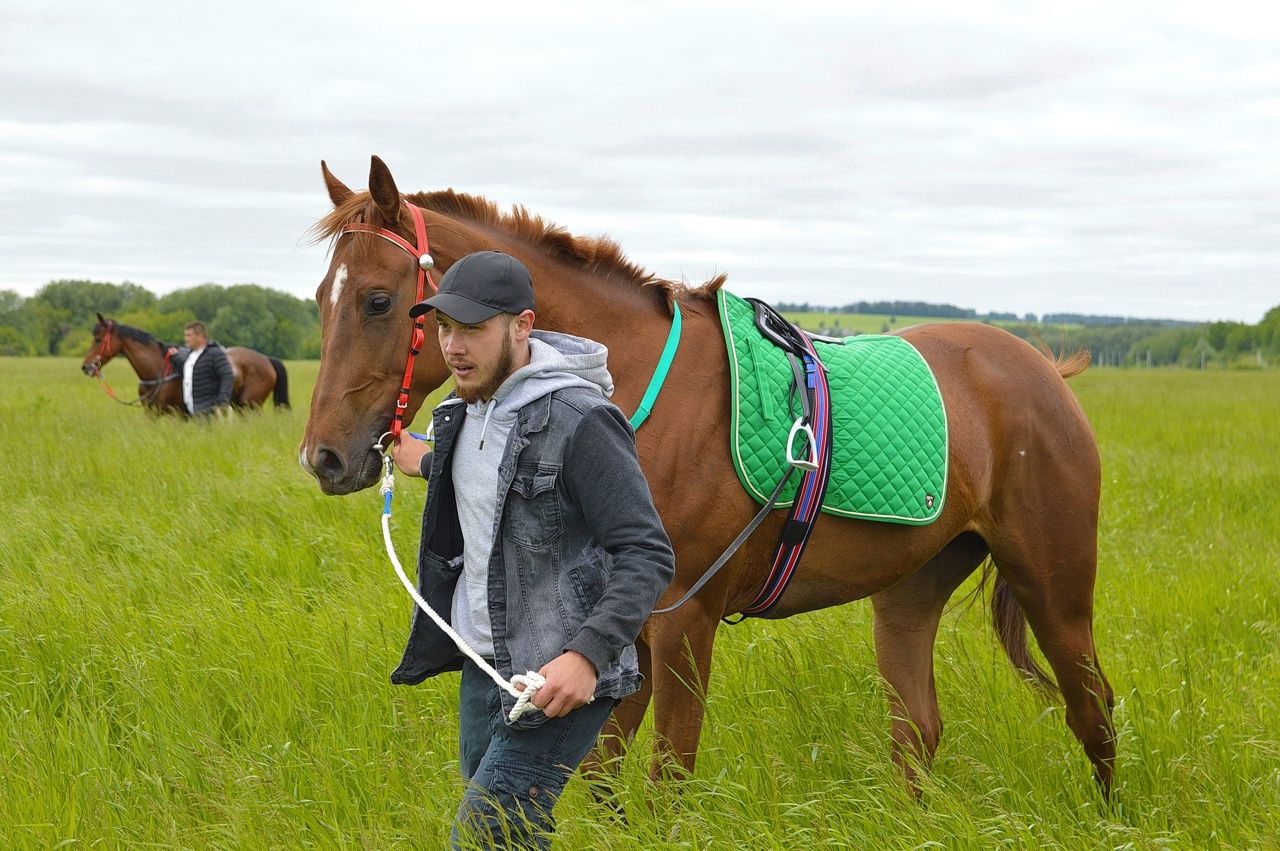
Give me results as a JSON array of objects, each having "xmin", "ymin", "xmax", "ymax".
[
  {"xmin": 300, "ymin": 157, "xmax": 459, "ymax": 494},
  {"xmin": 82, "ymin": 312, "xmax": 121, "ymax": 376},
  {"xmin": 300, "ymin": 155, "xmax": 689, "ymax": 495}
]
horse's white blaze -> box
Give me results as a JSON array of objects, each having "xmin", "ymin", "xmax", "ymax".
[{"xmin": 329, "ymin": 263, "xmax": 348, "ymax": 307}]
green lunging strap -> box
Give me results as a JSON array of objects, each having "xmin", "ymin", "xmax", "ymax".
[{"xmin": 629, "ymin": 301, "xmax": 682, "ymax": 430}]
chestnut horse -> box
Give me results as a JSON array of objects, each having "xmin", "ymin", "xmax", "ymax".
[
  {"xmin": 81, "ymin": 314, "xmax": 289, "ymax": 413},
  {"xmin": 300, "ymin": 157, "xmax": 1115, "ymax": 794}
]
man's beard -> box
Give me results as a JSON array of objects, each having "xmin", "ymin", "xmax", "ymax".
[{"xmin": 456, "ymin": 331, "xmax": 515, "ymax": 404}]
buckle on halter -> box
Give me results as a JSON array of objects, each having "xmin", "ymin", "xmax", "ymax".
[{"xmin": 787, "ymin": 417, "xmax": 819, "ymax": 472}]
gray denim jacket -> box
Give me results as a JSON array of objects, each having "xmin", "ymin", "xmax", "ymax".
[{"xmin": 390, "ymin": 386, "xmax": 675, "ymax": 728}]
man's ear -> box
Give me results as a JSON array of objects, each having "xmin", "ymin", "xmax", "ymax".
[{"xmin": 512, "ymin": 309, "xmax": 536, "ymax": 340}]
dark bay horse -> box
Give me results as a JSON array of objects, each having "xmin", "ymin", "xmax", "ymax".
[
  {"xmin": 300, "ymin": 157, "xmax": 1115, "ymax": 794},
  {"xmin": 81, "ymin": 314, "xmax": 289, "ymax": 413}
]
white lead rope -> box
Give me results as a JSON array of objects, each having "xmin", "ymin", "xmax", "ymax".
[{"xmin": 378, "ymin": 453, "xmax": 545, "ymax": 722}]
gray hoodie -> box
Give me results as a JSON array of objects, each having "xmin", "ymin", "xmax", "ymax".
[{"xmin": 450, "ymin": 330, "xmax": 615, "ymax": 656}]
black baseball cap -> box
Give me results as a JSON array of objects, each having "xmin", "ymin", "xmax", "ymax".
[{"xmin": 408, "ymin": 250, "xmax": 535, "ymax": 323}]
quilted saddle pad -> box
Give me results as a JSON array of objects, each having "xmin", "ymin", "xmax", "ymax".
[{"xmin": 718, "ymin": 289, "xmax": 948, "ymax": 525}]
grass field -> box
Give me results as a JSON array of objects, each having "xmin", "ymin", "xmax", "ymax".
[{"xmin": 1, "ymin": 358, "xmax": 1278, "ymax": 848}]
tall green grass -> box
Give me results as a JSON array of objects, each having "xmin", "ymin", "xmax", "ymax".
[{"xmin": 1, "ymin": 359, "xmax": 1277, "ymax": 848}]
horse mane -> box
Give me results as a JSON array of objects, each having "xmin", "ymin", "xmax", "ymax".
[
  {"xmin": 311, "ymin": 190, "xmax": 727, "ymax": 310},
  {"xmin": 101, "ymin": 320, "xmax": 167, "ymax": 350}
]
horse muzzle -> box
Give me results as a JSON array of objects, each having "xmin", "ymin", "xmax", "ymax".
[{"xmin": 300, "ymin": 439, "xmax": 383, "ymax": 495}]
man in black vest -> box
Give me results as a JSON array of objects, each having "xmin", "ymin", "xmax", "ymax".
[{"xmin": 177, "ymin": 321, "xmax": 234, "ymax": 415}]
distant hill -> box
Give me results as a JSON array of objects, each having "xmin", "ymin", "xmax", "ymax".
[{"xmin": 775, "ymin": 301, "xmax": 1200, "ymax": 328}]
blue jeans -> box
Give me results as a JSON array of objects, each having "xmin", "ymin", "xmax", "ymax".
[{"xmin": 452, "ymin": 659, "xmax": 617, "ymax": 850}]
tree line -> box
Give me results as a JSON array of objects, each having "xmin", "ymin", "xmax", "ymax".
[
  {"xmin": 778, "ymin": 300, "xmax": 1207, "ymax": 328},
  {"xmin": 0, "ymin": 280, "xmax": 320, "ymax": 359},
  {"xmin": 2, "ymin": 279, "xmax": 1277, "ymax": 369},
  {"xmin": 783, "ymin": 303, "xmax": 1280, "ymax": 369},
  {"xmin": 778, "ymin": 300, "xmax": 991, "ymax": 319},
  {"xmin": 1015, "ymin": 309, "xmax": 1280, "ymax": 369}
]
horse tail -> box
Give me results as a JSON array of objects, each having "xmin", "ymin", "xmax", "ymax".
[
  {"xmin": 987, "ymin": 565, "xmax": 1059, "ymax": 693},
  {"xmin": 268, "ymin": 357, "xmax": 290, "ymax": 409},
  {"xmin": 1023, "ymin": 326, "xmax": 1090, "ymax": 380},
  {"xmin": 1054, "ymin": 349, "xmax": 1091, "ymax": 380}
]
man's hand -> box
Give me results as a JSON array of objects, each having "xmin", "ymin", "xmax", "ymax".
[
  {"xmin": 391, "ymin": 432, "xmax": 431, "ymax": 477},
  {"xmin": 528, "ymin": 651, "xmax": 598, "ymax": 718}
]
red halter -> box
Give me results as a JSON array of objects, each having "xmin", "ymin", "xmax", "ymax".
[
  {"xmin": 339, "ymin": 203, "xmax": 439, "ymax": 446},
  {"xmin": 90, "ymin": 320, "xmax": 115, "ymax": 374}
]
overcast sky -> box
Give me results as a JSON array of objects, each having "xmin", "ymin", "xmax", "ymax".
[{"xmin": 2, "ymin": 0, "xmax": 1277, "ymax": 322}]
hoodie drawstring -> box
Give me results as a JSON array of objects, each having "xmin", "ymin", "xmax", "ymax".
[{"xmin": 478, "ymin": 402, "xmax": 495, "ymax": 450}]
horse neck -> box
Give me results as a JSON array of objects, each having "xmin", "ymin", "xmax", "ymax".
[
  {"xmin": 531, "ymin": 263, "xmax": 734, "ymax": 546},
  {"xmin": 425, "ymin": 213, "xmax": 680, "ymax": 401},
  {"xmin": 529, "ymin": 266, "xmax": 736, "ymax": 456},
  {"xmin": 525, "ymin": 263, "xmax": 677, "ymax": 396},
  {"xmin": 419, "ymin": 209, "xmax": 721, "ymax": 427},
  {"xmin": 119, "ymin": 336, "xmax": 166, "ymax": 381}
]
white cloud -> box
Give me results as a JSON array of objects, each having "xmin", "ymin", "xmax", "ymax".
[{"xmin": 0, "ymin": 0, "xmax": 1277, "ymax": 321}]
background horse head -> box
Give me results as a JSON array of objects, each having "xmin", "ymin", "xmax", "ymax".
[
  {"xmin": 301, "ymin": 156, "xmax": 1116, "ymax": 797},
  {"xmin": 81, "ymin": 313, "xmax": 127, "ymax": 376}
]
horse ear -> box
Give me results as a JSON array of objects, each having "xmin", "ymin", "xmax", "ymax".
[
  {"xmin": 96, "ymin": 312, "xmax": 106, "ymax": 325},
  {"xmin": 368, "ymin": 155, "xmax": 402, "ymax": 224},
  {"xmin": 321, "ymin": 160, "xmax": 354, "ymax": 208}
]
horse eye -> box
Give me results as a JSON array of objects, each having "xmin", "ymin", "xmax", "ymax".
[{"xmin": 366, "ymin": 294, "xmax": 392, "ymax": 316}]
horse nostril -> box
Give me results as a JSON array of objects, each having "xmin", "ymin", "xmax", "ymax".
[{"xmin": 316, "ymin": 446, "xmax": 346, "ymax": 480}]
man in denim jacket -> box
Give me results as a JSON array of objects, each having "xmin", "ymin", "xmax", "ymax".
[{"xmin": 390, "ymin": 251, "xmax": 675, "ymax": 848}]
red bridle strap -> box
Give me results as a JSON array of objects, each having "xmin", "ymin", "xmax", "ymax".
[
  {"xmin": 95, "ymin": 321, "xmax": 114, "ymax": 369},
  {"xmin": 338, "ymin": 203, "xmax": 438, "ymax": 443},
  {"xmin": 94, "ymin": 321, "xmax": 126, "ymax": 401}
]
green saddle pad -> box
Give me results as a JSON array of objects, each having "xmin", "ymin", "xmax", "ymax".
[{"xmin": 718, "ymin": 289, "xmax": 948, "ymax": 525}]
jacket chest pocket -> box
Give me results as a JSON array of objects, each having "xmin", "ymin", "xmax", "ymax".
[{"xmin": 505, "ymin": 468, "xmax": 562, "ymax": 549}]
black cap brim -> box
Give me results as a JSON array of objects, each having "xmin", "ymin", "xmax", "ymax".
[{"xmin": 408, "ymin": 292, "xmax": 505, "ymax": 324}]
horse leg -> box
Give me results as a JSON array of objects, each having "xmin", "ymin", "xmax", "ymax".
[
  {"xmin": 579, "ymin": 638, "xmax": 652, "ymax": 810},
  {"xmin": 988, "ymin": 524, "xmax": 1116, "ymax": 794},
  {"xmin": 648, "ymin": 607, "xmax": 719, "ymax": 780},
  {"xmin": 871, "ymin": 533, "xmax": 987, "ymax": 792}
]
